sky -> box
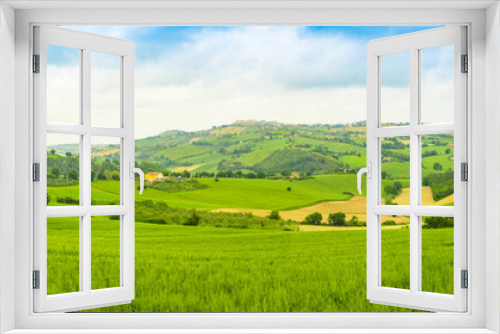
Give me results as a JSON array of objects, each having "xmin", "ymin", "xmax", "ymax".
[{"xmin": 47, "ymin": 26, "xmax": 453, "ymax": 140}]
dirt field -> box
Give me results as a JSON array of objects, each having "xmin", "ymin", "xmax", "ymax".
[
  {"xmin": 212, "ymin": 189, "xmax": 453, "ymax": 225},
  {"xmin": 210, "ymin": 126, "xmax": 245, "ymax": 135},
  {"xmin": 172, "ymin": 163, "xmax": 206, "ymax": 173},
  {"xmin": 394, "ymin": 187, "xmax": 454, "ymax": 206},
  {"xmin": 212, "ymin": 196, "xmax": 409, "ymax": 224},
  {"xmin": 91, "ymin": 149, "xmax": 120, "ymax": 158}
]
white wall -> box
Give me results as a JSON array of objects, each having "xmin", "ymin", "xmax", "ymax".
[
  {"xmin": 486, "ymin": 2, "xmax": 500, "ymax": 333},
  {"xmin": 0, "ymin": 2, "xmax": 16, "ymax": 333}
]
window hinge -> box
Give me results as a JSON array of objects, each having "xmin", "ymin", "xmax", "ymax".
[
  {"xmin": 461, "ymin": 162, "xmax": 468, "ymax": 182},
  {"xmin": 33, "ymin": 270, "xmax": 40, "ymax": 289},
  {"xmin": 33, "ymin": 163, "xmax": 40, "ymax": 182},
  {"xmin": 461, "ymin": 54, "xmax": 468, "ymax": 73},
  {"xmin": 33, "ymin": 54, "xmax": 40, "ymax": 73},
  {"xmin": 461, "ymin": 270, "xmax": 468, "ymax": 289}
]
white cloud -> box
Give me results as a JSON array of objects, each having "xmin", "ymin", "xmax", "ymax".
[{"xmin": 48, "ymin": 26, "xmax": 455, "ymax": 141}]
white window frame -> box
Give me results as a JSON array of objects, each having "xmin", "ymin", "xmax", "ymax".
[{"xmin": 1, "ymin": 2, "xmax": 499, "ymax": 333}]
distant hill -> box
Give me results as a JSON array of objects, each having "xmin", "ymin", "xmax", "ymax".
[
  {"xmin": 133, "ymin": 120, "xmax": 368, "ymax": 175},
  {"xmin": 46, "ymin": 120, "xmax": 455, "ymax": 202}
]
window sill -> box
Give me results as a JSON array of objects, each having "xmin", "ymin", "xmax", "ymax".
[{"xmin": 4, "ymin": 329, "xmax": 497, "ymax": 334}]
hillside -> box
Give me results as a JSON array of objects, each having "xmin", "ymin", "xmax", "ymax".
[
  {"xmin": 47, "ymin": 120, "xmax": 454, "ymax": 203},
  {"xmin": 134, "ymin": 120, "xmax": 367, "ymax": 175}
]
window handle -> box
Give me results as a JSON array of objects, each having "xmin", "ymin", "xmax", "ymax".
[
  {"xmin": 357, "ymin": 162, "xmax": 372, "ymax": 195},
  {"xmin": 130, "ymin": 162, "xmax": 145, "ymax": 195}
]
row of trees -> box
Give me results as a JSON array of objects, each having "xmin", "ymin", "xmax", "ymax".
[{"xmin": 303, "ymin": 212, "xmax": 364, "ymax": 226}]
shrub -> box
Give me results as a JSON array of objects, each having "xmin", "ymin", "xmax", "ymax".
[
  {"xmin": 348, "ymin": 215, "xmax": 360, "ymax": 226},
  {"xmin": 304, "ymin": 212, "xmax": 323, "ymax": 225},
  {"xmin": 56, "ymin": 196, "xmax": 79, "ymax": 204},
  {"xmin": 68, "ymin": 169, "xmax": 79, "ymax": 181},
  {"xmin": 382, "ymin": 220, "xmax": 396, "ymax": 226},
  {"xmin": 423, "ymin": 216, "xmax": 454, "ymax": 229},
  {"xmin": 184, "ymin": 211, "xmax": 201, "ymax": 226},
  {"xmin": 268, "ymin": 210, "xmax": 281, "ymax": 220},
  {"xmin": 328, "ymin": 212, "xmax": 346, "ymax": 226}
]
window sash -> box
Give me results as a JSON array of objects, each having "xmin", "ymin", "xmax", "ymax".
[
  {"xmin": 32, "ymin": 25, "xmax": 135, "ymax": 313},
  {"xmin": 366, "ymin": 26, "xmax": 468, "ymax": 312}
]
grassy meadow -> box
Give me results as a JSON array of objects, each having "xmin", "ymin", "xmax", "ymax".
[{"xmin": 46, "ymin": 218, "xmax": 454, "ymax": 312}]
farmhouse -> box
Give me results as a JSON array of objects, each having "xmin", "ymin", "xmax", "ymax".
[{"xmin": 145, "ymin": 172, "xmax": 164, "ymax": 182}]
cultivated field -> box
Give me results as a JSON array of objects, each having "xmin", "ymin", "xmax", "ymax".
[
  {"xmin": 44, "ymin": 219, "xmax": 453, "ymax": 312},
  {"xmin": 45, "ymin": 123, "xmax": 456, "ymax": 313}
]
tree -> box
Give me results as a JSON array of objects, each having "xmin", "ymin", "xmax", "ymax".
[
  {"xmin": 393, "ymin": 181, "xmax": 403, "ymax": 192},
  {"xmin": 50, "ymin": 149, "xmax": 56, "ymax": 155},
  {"xmin": 110, "ymin": 171, "xmax": 120, "ymax": 181},
  {"xmin": 68, "ymin": 169, "xmax": 79, "ymax": 180},
  {"xmin": 47, "ymin": 193, "xmax": 52, "ymax": 205},
  {"xmin": 257, "ymin": 171, "xmax": 266, "ymax": 179},
  {"xmin": 281, "ymin": 170, "xmax": 291, "ymax": 177},
  {"xmin": 304, "ymin": 212, "xmax": 323, "ymax": 225},
  {"xmin": 184, "ymin": 211, "xmax": 201, "ymax": 226},
  {"xmin": 66, "ymin": 152, "xmax": 72, "ymax": 157},
  {"xmin": 433, "ymin": 163, "xmax": 443, "ymax": 171},
  {"xmin": 91, "ymin": 171, "xmax": 96, "ymax": 182},
  {"xmin": 381, "ymin": 171, "xmax": 388, "ymax": 180},
  {"xmin": 445, "ymin": 148, "xmax": 451, "ymax": 154},
  {"xmin": 384, "ymin": 184, "xmax": 398, "ymax": 196},
  {"xmin": 51, "ymin": 167, "xmax": 61, "ymax": 178},
  {"xmin": 268, "ymin": 210, "xmax": 281, "ymax": 220},
  {"xmin": 328, "ymin": 212, "xmax": 346, "ymax": 226},
  {"xmin": 97, "ymin": 170, "xmax": 107, "ymax": 180}
]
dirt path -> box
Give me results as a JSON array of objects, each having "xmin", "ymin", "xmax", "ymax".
[{"xmin": 298, "ymin": 224, "xmax": 406, "ymax": 231}]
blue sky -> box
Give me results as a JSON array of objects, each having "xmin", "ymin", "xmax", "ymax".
[{"xmin": 48, "ymin": 26, "xmax": 452, "ymax": 139}]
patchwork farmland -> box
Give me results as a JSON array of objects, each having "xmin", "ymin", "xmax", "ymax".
[{"xmin": 46, "ymin": 121, "xmax": 454, "ymax": 312}]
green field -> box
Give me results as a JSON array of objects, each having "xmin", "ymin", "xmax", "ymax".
[
  {"xmin": 45, "ymin": 218, "xmax": 453, "ymax": 312},
  {"xmin": 48, "ymin": 174, "xmax": 366, "ymax": 210}
]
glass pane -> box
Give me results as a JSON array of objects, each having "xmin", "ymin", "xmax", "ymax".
[
  {"xmin": 381, "ymin": 136, "xmax": 410, "ymax": 205},
  {"xmin": 91, "ymin": 216, "xmax": 121, "ymax": 290},
  {"xmin": 421, "ymin": 134, "xmax": 454, "ymax": 206},
  {"xmin": 381, "ymin": 215, "xmax": 410, "ymax": 289},
  {"xmin": 381, "ymin": 52, "xmax": 410, "ymax": 127},
  {"xmin": 91, "ymin": 137, "xmax": 121, "ymax": 205},
  {"xmin": 47, "ymin": 45, "xmax": 81, "ymax": 124},
  {"xmin": 47, "ymin": 133, "xmax": 80, "ymax": 206},
  {"xmin": 421, "ymin": 216, "xmax": 454, "ymax": 294},
  {"xmin": 47, "ymin": 217, "xmax": 80, "ymax": 295},
  {"xmin": 421, "ymin": 45, "xmax": 454, "ymax": 124},
  {"xmin": 91, "ymin": 52, "xmax": 121, "ymax": 128}
]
